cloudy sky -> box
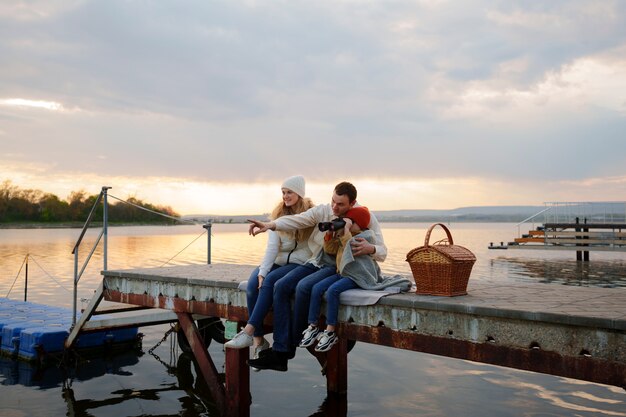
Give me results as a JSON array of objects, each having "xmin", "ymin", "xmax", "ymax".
[{"xmin": 1, "ymin": 0, "xmax": 625, "ymax": 215}]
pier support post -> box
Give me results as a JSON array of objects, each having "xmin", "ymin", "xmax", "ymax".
[
  {"xmin": 225, "ymin": 347, "xmax": 250, "ymax": 417},
  {"xmin": 326, "ymin": 336, "xmax": 349, "ymax": 395}
]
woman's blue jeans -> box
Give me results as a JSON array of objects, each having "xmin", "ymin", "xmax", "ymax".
[{"xmin": 245, "ymin": 263, "xmax": 299, "ymax": 337}]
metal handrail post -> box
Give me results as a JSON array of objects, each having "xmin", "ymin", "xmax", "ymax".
[
  {"xmin": 203, "ymin": 221, "xmax": 212, "ymax": 264},
  {"xmin": 24, "ymin": 254, "xmax": 28, "ymax": 302},
  {"xmin": 103, "ymin": 186, "xmax": 110, "ymax": 271},
  {"xmin": 73, "ymin": 248, "xmax": 79, "ymax": 326}
]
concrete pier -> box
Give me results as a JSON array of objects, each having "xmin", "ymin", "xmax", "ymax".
[{"xmin": 101, "ymin": 263, "xmax": 626, "ymax": 415}]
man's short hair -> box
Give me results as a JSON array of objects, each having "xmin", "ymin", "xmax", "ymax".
[{"xmin": 334, "ymin": 181, "xmax": 357, "ymax": 203}]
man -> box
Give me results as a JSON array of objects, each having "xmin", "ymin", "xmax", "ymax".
[{"xmin": 245, "ymin": 181, "xmax": 387, "ymax": 371}]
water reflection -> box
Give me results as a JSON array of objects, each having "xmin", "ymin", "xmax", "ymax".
[
  {"xmin": 308, "ymin": 394, "xmax": 347, "ymax": 417},
  {"xmin": 1, "ymin": 224, "xmax": 625, "ymax": 417},
  {"xmin": 2, "ymin": 224, "xmax": 626, "ymax": 308},
  {"xmin": 491, "ymin": 257, "xmax": 626, "ymax": 287},
  {"xmin": 482, "ymin": 378, "xmax": 626, "ymax": 417},
  {"xmin": 0, "ymin": 352, "xmax": 140, "ymax": 390}
]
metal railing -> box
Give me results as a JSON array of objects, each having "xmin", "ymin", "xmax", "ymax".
[
  {"xmin": 71, "ymin": 186, "xmax": 110, "ymax": 326},
  {"xmin": 543, "ymin": 201, "xmax": 626, "ymax": 224},
  {"xmin": 514, "ymin": 202, "xmax": 626, "ymax": 238},
  {"xmin": 514, "ymin": 206, "xmax": 552, "ymax": 237},
  {"xmin": 69, "ymin": 186, "xmax": 213, "ymax": 327}
]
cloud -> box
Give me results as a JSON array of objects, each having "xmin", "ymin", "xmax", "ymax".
[
  {"xmin": 1, "ymin": 0, "xmax": 625, "ymax": 209},
  {"xmin": 0, "ymin": 98, "xmax": 64, "ymax": 110}
]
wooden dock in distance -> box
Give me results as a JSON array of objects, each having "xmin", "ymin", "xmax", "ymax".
[
  {"xmin": 501, "ymin": 222, "xmax": 626, "ymax": 260},
  {"xmin": 99, "ymin": 263, "xmax": 626, "ymax": 417}
]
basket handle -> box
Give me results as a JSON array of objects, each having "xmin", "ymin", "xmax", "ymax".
[{"xmin": 424, "ymin": 223, "xmax": 454, "ymax": 246}]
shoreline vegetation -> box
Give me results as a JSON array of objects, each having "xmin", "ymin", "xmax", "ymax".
[
  {"xmin": 0, "ymin": 181, "xmax": 179, "ymax": 227},
  {"xmin": 1, "ymin": 180, "xmax": 550, "ymax": 229}
]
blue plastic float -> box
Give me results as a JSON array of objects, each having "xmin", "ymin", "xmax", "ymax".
[{"xmin": 0, "ymin": 297, "xmax": 138, "ymax": 362}]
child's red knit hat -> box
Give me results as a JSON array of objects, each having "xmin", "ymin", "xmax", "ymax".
[{"xmin": 345, "ymin": 206, "xmax": 370, "ymax": 230}]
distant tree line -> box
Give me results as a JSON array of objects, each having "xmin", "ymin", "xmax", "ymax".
[{"xmin": 0, "ymin": 181, "xmax": 180, "ymax": 225}]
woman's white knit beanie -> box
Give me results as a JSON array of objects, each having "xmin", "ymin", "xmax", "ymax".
[{"xmin": 282, "ymin": 175, "xmax": 306, "ymax": 197}]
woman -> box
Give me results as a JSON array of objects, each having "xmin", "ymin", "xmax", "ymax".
[{"xmin": 225, "ymin": 175, "xmax": 314, "ymax": 360}]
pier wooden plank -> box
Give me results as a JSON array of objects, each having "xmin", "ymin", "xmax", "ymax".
[
  {"xmin": 514, "ymin": 237, "xmax": 545, "ymax": 243},
  {"xmin": 544, "ymin": 238, "xmax": 626, "ymax": 245},
  {"xmin": 508, "ymin": 245, "xmax": 626, "ymax": 252},
  {"xmin": 515, "ymin": 237, "xmax": 626, "ymax": 245},
  {"xmin": 541, "ymin": 230, "xmax": 626, "ymax": 238},
  {"xmin": 544, "ymin": 223, "xmax": 626, "ymax": 229}
]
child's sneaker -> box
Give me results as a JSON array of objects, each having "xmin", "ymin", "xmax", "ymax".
[
  {"xmin": 314, "ymin": 330, "xmax": 338, "ymax": 352},
  {"xmin": 299, "ymin": 325, "xmax": 321, "ymax": 348}
]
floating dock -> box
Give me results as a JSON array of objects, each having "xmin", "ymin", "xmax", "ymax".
[
  {"xmin": 92, "ymin": 263, "xmax": 626, "ymax": 417},
  {"xmin": 504, "ymin": 222, "xmax": 626, "ymax": 261},
  {"xmin": 0, "ymin": 298, "xmax": 139, "ymax": 363},
  {"xmin": 491, "ymin": 201, "xmax": 626, "ymax": 260}
]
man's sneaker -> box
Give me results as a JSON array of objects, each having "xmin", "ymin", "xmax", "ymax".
[
  {"xmin": 224, "ymin": 330, "xmax": 253, "ymax": 349},
  {"xmin": 250, "ymin": 338, "xmax": 270, "ymax": 372},
  {"xmin": 315, "ymin": 330, "xmax": 338, "ymax": 352},
  {"xmin": 299, "ymin": 325, "xmax": 321, "ymax": 348},
  {"xmin": 247, "ymin": 350, "xmax": 288, "ymax": 372}
]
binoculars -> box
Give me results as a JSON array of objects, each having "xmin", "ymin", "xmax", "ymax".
[{"xmin": 318, "ymin": 218, "xmax": 346, "ymax": 232}]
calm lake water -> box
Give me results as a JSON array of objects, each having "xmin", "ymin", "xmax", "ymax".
[{"xmin": 0, "ymin": 223, "xmax": 625, "ymax": 416}]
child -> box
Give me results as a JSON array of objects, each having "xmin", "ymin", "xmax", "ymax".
[{"xmin": 298, "ymin": 206, "xmax": 408, "ymax": 352}]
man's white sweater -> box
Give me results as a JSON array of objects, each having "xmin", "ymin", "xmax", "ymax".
[{"xmin": 273, "ymin": 203, "xmax": 387, "ymax": 267}]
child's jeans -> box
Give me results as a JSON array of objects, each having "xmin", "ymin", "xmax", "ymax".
[{"xmin": 308, "ymin": 273, "xmax": 358, "ymax": 327}]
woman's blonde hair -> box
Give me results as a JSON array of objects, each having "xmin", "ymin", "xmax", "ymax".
[{"xmin": 270, "ymin": 196, "xmax": 315, "ymax": 242}]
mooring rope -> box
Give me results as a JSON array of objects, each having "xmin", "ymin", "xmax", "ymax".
[
  {"xmin": 4, "ymin": 253, "xmax": 72, "ymax": 298},
  {"xmin": 108, "ymin": 193, "xmax": 213, "ymax": 266},
  {"xmin": 108, "ymin": 194, "xmax": 199, "ymax": 225},
  {"xmin": 4, "ymin": 193, "xmax": 213, "ymax": 302},
  {"xmin": 159, "ymin": 229, "xmax": 208, "ymax": 267},
  {"xmin": 29, "ymin": 254, "xmax": 72, "ymax": 293},
  {"xmin": 108, "ymin": 194, "xmax": 213, "ymax": 268},
  {"xmin": 5, "ymin": 254, "xmax": 27, "ymax": 297}
]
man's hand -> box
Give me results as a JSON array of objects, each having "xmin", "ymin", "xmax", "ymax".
[
  {"xmin": 257, "ymin": 275, "xmax": 264, "ymax": 289},
  {"xmin": 337, "ymin": 218, "xmax": 352, "ymax": 237},
  {"xmin": 351, "ymin": 237, "xmax": 376, "ymax": 256},
  {"xmin": 247, "ymin": 219, "xmax": 275, "ymax": 236}
]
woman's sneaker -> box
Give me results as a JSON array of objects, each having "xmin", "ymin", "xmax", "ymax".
[
  {"xmin": 314, "ymin": 330, "xmax": 338, "ymax": 352},
  {"xmin": 299, "ymin": 325, "xmax": 321, "ymax": 348},
  {"xmin": 251, "ymin": 338, "xmax": 270, "ymax": 372},
  {"xmin": 224, "ymin": 330, "xmax": 253, "ymax": 349}
]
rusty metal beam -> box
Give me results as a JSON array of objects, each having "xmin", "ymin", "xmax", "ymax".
[
  {"xmin": 176, "ymin": 313, "xmax": 227, "ymax": 415},
  {"xmin": 104, "ymin": 289, "xmax": 278, "ymax": 326},
  {"xmin": 339, "ymin": 323, "xmax": 626, "ymax": 389}
]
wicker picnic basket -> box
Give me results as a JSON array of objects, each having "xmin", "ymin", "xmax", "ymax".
[{"xmin": 405, "ymin": 223, "xmax": 476, "ymax": 296}]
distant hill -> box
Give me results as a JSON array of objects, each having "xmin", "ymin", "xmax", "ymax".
[
  {"xmin": 184, "ymin": 205, "xmax": 547, "ymax": 224},
  {"xmin": 372, "ymin": 206, "xmax": 546, "ymax": 222},
  {"xmin": 183, "ymin": 214, "xmax": 271, "ymax": 224}
]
